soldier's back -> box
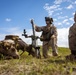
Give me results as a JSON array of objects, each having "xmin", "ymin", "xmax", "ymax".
[{"xmin": 69, "ymin": 23, "xmax": 76, "ymax": 50}]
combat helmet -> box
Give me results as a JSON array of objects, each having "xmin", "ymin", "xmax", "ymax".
[{"xmin": 45, "ymin": 17, "xmax": 53, "ymax": 24}]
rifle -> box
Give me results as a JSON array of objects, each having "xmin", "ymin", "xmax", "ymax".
[{"xmin": 22, "ymin": 19, "xmax": 41, "ymax": 58}]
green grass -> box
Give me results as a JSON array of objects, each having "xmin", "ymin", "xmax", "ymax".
[{"xmin": 0, "ymin": 47, "xmax": 76, "ymax": 75}]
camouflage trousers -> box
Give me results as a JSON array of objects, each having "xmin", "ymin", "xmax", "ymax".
[
  {"xmin": 69, "ymin": 35, "xmax": 76, "ymax": 55},
  {"xmin": 42, "ymin": 37, "xmax": 58, "ymax": 58}
]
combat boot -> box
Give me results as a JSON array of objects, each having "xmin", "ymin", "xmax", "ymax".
[
  {"xmin": 66, "ymin": 54, "xmax": 76, "ymax": 60},
  {"xmin": 52, "ymin": 51, "xmax": 58, "ymax": 56}
]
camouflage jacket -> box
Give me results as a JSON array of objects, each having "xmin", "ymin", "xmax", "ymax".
[{"xmin": 35, "ymin": 24, "xmax": 57, "ymax": 41}]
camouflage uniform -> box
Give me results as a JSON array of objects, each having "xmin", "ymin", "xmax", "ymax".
[
  {"xmin": 34, "ymin": 17, "xmax": 58, "ymax": 58},
  {"xmin": 69, "ymin": 12, "xmax": 76, "ymax": 56}
]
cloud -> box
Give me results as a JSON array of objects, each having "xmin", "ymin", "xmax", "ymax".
[
  {"xmin": 62, "ymin": 19, "xmax": 69, "ymax": 23},
  {"xmin": 0, "ymin": 27, "xmax": 70, "ymax": 47},
  {"xmin": 43, "ymin": 4, "xmax": 61, "ymax": 16},
  {"xmin": 0, "ymin": 27, "xmax": 22, "ymax": 39},
  {"xmin": 44, "ymin": 0, "xmax": 75, "ymax": 17},
  {"xmin": 57, "ymin": 28, "xmax": 69, "ymax": 47},
  {"xmin": 5, "ymin": 18, "xmax": 11, "ymax": 22},
  {"xmin": 75, "ymin": 1, "xmax": 76, "ymax": 4},
  {"xmin": 54, "ymin": 13, "xmax": 60, "ymax": 16},
  {"xmin": 0, "ymin": 34, "xmax": 6, "ymax": 40},
  {"xmin": 23, "ymin": 28, "xmax": 70, "ymax": 48},
  {"xmin": 71, "ymin": 1, "xmax": 76, "ymax": 4},
  {"xmin": 69, "ymin": 17, "xmax": 73, "ymax": 21},
  {"xmin": 54, "ymin": 0, "xmax": 63, "ymax": 4},
  {"xmin": 66, "ymin": 4, "xmax": 73, "ymax": 9},
  {"xmin": 72, "ymin": 12, "xmax": 75, "ymax": 15},
  {"xmin": 54, "ymin": 0, "xmax": 74, "ymax": 4},
  {"xmin": 57, "ymin": 22, "xmax": 62, "ymax": 26},
  {"xmin": 0, "ymin": 27, "xmax": 42, "ymax": 45},
  {"xmin": 58, "ymin": 16, "xmax": 68, "ymax": 19}
]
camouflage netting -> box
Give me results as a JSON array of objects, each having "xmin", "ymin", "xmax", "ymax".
[
  {"xmin": 0, "ymin": 35, "xmax": 20, "ymax": 59},
  {"xmin": 5, "ymin": 35, "xmax": 19, "ymax": 41},
  {"xmin": 0, "ymin": 35, "xmax": 36, "ymax": 59},
  {"xmin": 5, "ymin": 35, "xmax": 35, "ymax": 57}
]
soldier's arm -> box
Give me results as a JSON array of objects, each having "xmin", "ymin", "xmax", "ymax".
[
  {"xmin": 51, "ymin": 26, "xmax": 57, "ymax": 38},
  {"xmin": 53, "ymin": 26, "xmax": 58, "ymax": 36},
  {"xmin": 34, "ymin": 25, "xmax": 44, "ymax": 32}
]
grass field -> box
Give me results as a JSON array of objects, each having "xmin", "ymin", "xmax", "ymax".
[{"xmin": 0, "ymin": 47, "xmax": 76, "ymax": 75}]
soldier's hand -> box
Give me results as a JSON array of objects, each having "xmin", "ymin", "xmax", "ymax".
[{"xmin": 51, "ymin": 35, "xmax": 55, "ymax": 39}]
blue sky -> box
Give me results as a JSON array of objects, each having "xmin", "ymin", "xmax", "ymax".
[{"xmin": 0, "ymin": 0, "xmax": 76, "ymax": 47}]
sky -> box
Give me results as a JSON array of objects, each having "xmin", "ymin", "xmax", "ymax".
[{"xmin": 0, "ymin": 0, "xmax": 76, "ymax": 47}]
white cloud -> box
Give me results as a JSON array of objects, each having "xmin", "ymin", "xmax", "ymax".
[
  {"xmin": 0, "ymin": 27, "xmax": 70, "ymax": 47},
  {"xmin": 75, "ymin": 1, "xmax": 76, "ymax": 4},
  {"xmin": 0, "ymin": 27, "xmax": 42, "ymax": 45},
  {"xmin": 58, "ymin": 16, "xmax": 68, "ymax": 19},
  {"xmin": 54, "ymin": 0, "xmax": 72, "ymax": 4},
  {"xmin": 0, "ymin": 34, "xmax": 6, "ymax": 40},
  {"xmin": 43, "ymin": 4, "xmax": 60, "ymax": 16},
  {"xmin": 71, "ymin": 1, "xmax": 76, "ymax": 4},
  {"xmin": 48, "ymin": 11, "xmax": 54, "ymax": 16},
  {"xmin": 57, "ymin": 22, "xmax": 62, "ymax": 26},
  {"xmin": 54, "ymin": 0, "xmax": 63, "ymax": 4},
  {"xmin": 44, "ymin": 0, "xmax": 75, "ymax": 17},
  {"xmin": 54, "ymin": 18, "xmax": 57, "ymax": 21},
  {"xmin": 57, "ymin": 28, "xmax": 69, "ymax": 47},
  {"xmin": 5, "ymin": 18, "xmax": 11, "ymax": 22},
  {"xmin": 69, "ymin": 17, "xmax": 73, "ymax": 21},
  {"xmin": 66, "ymin": 4, "xmax": 73, "ymax": 9},
  {"xmin": 55, "ymin": 7, "xmax": 62, "ymax": 11},
  {"xmin": 72, "ymin": 12, "xmax": 76, "ymax": 15},
  {"xmin": 54, "ymin": 13, "xmax": 60, "ymax": 16},
  {"xmin": 66, "ymin": 22, "xmax": 70, "ymax": 25},
  {"xmin": 62, "ymin": 19, "xmax": 69, "ymax": 23}
]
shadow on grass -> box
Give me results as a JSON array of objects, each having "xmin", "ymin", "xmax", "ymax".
[
  {"xmin": 47, "ymin": 59, "xmax": 66, "ymax": 64},
  {"xmin": 46, "ymin": 56, "xmax": 75, "ymax": 64}
]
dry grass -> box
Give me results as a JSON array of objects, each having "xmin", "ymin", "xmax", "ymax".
[{"xmin": 0, "ymin": 47, "xmax": 76, "ymax": 75}]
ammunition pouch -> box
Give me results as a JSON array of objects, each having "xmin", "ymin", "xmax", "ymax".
[{"xmin": 40, "ymin": 31, "xmax": 53, "ymax": 41}]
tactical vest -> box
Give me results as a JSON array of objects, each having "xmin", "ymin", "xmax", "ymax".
[{"xmin": 40, "ymin": 26, "xmax": 54, "ymax": 41}]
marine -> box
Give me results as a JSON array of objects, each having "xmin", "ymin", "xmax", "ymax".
[
  {"xmin": 67, "ymin": 12, "xmax": 76, "ymax": 60},
  {"xmin": 34, "ymin": 17, "xmax": 58, "ymax": 58}
]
